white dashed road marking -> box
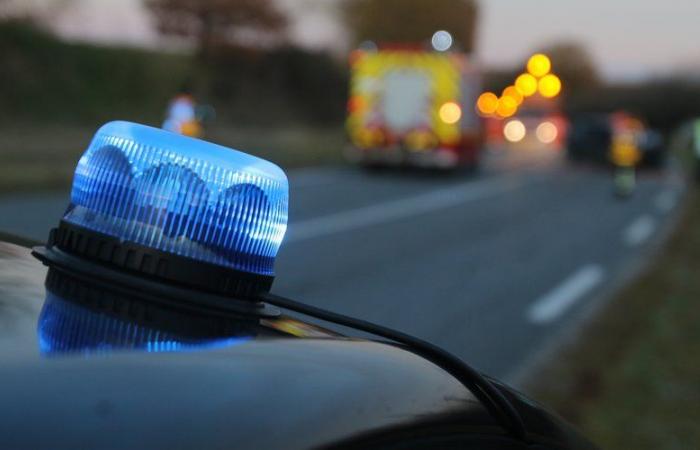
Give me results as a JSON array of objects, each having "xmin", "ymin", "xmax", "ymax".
[
  {"xmin": 623, "ymin": 215, "xmax": 656, "ymax": 247},
  {"xmin": 528, "ymin": 264, "xmax": 605, "ymax": 324}
]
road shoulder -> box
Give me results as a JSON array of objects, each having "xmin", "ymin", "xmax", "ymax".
[{"xmin": 521, "ymin": 186, "xmax": 698, "ymax": 449}]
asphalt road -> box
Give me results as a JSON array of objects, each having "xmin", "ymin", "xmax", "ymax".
[{"xmin": 0, "ymin": 148, "xmax": 685, "ymax": 381}]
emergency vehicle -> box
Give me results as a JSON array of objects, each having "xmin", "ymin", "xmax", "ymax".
[{"xmin": 346, "ymin": 45, "xmax": 483, "ymax": 169}]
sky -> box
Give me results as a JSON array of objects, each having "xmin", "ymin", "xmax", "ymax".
[
  {"xmin": 44, "ymin": 0, "xmax": 700, "ymax": 81},
  {"xmin": 478, "ymin": 0, "xmax": 700, "ymax": 80}
]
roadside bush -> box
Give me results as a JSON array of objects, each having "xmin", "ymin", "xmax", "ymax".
[
  {"xmin": 0, "ymin": 20, "xmax": 190, "ymax": 125},
  {"xmin": 205, "ymin": 45, "xmax": 347, "ymax": 125},
  {"xmin": 0, "ymin": 21, "xmax": 347, "ymax": 127}
]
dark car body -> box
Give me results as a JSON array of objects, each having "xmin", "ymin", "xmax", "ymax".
[
  {"xmin": 637, "ymin": 129, "xmax": 666, "ymax": 169},
  {"xmin": 567, "ymin": 113, "xmax": 666, "ymax": 169},
  {"xmin": 0, "ymin": 236, "xmax": 594, "ymax": 449},
  {"xmin": 566, "ymin": 114, "xmax": 614, "ymax": 165}
]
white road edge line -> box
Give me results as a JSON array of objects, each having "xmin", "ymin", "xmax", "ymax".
[
  {"xmin": 528, "ymin": 264, "xmax": 605, "ymax": 324},
  {"xmin": 285, "ymin": 176, "xmax": 524, "ymax": 243},
  {"xmin": 623, "ymin": 214, "xmax": 656, "ymax": 247}
]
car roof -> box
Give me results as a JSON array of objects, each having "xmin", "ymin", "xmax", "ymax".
[
  {"xmin": 0, "ymin": 238, "xmax": 505, "ymax": 449},
  {"xmin": 0, "ymin": 237, "xmax": 598, "ymax": 449}
]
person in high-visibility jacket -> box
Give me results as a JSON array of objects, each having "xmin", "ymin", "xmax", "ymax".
[
  {"xmin": 611, "ymin": 132, "xmax": 641, "ymax": 168},
  {"xmin": 162, "ymin": 85, "xmax": 203, "ymax": 138},
  {"xmin": 610, "ymin": 126, "xmax": 642, "ymax": 197}
]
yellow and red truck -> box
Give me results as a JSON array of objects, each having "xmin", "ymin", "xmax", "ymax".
[{"xmin": 346, "ymin": 45, "xmax": 483, "ymax": 169}]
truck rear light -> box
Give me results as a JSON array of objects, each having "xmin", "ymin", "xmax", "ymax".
[
  {"xmin": 347, "ymin": 96, "xmax": 365, "ymax": 113},
  {"xmin": 439, "ymin": 102, "xmax": 462, "ymax": 124},
  {"xmin": 353, "ymin": 127, "xmax": 385, "ymax": 149}
]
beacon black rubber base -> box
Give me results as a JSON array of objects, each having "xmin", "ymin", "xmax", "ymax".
[
  {"xmin": 48, "ymin": 220, "xmax": 275, "ymax": 300},
  {"xmin": 32, "ymin": 221, "xmax": 280, "ymax": 318}
]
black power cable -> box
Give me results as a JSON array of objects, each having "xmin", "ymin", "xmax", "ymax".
[{"xmin": 262, "ymin": 292, "xmax": 527, "ymax": 441}]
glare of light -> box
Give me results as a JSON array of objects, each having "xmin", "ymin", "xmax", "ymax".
[
  {"xmin": 527, "ymin": 53, "xmax": 551, "ymax": 78},
  {"xmin": 495, "ymin": 96, "xmax": 518, "ymax": 118},
  {"xmin": 538, "ymin": 74, "xmax": 562, "ymax": 98},
  {"xmin": 431, "ymin": 30, "xmax": 453, "ymax": 52},
  {"xmin": 476, "ymin": 92, "xmax": 499, "ymax": 116},
  {"xmin": 502, "ymin": 86, "xmax": 523, "ymax": 106},
  {"xmin": 439, "ymin": 101, "xmax": 462, "ymax": 124},
  {"xmin": 503, "ymin": 120, "xmax": 526, "ymax": 142},
  {"xmin": 536, "ymin": 121, "xmax": 558, "ymax": 143},
  {"xmin": 515, "ymin": 73, "xmax": 538, "ymax": 97},
  {"xmin": 347, "ymin": 95, "xmax": 365, "ymax": 113}
]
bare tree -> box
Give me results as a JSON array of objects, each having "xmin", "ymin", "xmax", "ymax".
[
  {"xmin": 540, "ymin": 42, "xmax": 601, "ymax": 91},
  {"xmin": 0, "ymin": 0, "xmax": 74, "ymax": 23},
  {"xmin": 145, "ymin": 0, "xmax": 288, "ymax": 58},
  {"xmin": 342, "ymin": 0, "xmax": 478, "ymax": 53}
]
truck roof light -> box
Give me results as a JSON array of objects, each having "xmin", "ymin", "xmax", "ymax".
[{"xmin": 431, "ymin": 30, "xmax": 453, "ymax": 52}]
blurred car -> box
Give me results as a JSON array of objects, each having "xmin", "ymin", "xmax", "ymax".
[
  {"xmin": 566, "ymin": 113, "xmax": 666, "ymax": 168},
  {"xmin": 0, "ymin": 122, "xmax": 596, "ymax": 449},
  {"xmin": 498, "ymin": 111, "xmax": 568, "ymax": 150},
  {"xmin": 345, "ymin": 42, "xmax": 483, "ymax": 170},
  {"xmin": 566, "ymin": 113, "xmax": 613, "ymax": 165}
]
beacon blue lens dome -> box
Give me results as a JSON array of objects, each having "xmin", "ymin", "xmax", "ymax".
[{"xmin": 64, "ymin": 121, "xmax": 288, "ymax": 276}]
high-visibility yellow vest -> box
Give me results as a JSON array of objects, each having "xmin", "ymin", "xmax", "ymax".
[
  {"xmin": 180, "ymin": 120, "xmax": 203, "ymax": 138},
  {"xmin": 611, "ymin": 133, "xmax": 641, "ymax": 167}
]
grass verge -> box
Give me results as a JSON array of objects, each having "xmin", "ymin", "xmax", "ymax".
[
  {"xmin": 528, "ymin": 187, "xmax": 700, "ymax": 449},
  {"xmin": 0, "ymin": 123, "xmax": 345, "ymax": 194}
]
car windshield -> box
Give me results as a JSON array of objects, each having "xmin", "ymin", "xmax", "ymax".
[{"xmin": 0, "ymin": 1, "xmax": 699, "ymax": 448}]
